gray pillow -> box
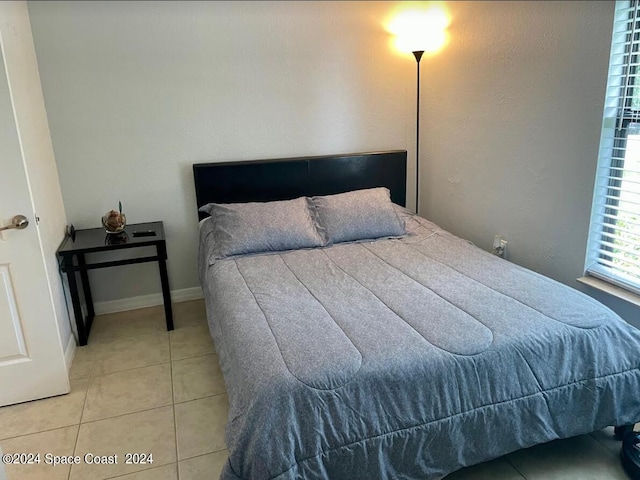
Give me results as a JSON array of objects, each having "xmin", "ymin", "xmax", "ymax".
[
  {"xmin": 311, "ymin": 187, "xmax": 406, "ymax": 244},
  {"xmin": 199, "ymin": 197, "xmax": 327, "ymax": 260}
]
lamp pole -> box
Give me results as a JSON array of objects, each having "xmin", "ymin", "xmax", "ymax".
[{"xmin": 413, "ymin": 50, "xmax": 424, "ymax": 215}]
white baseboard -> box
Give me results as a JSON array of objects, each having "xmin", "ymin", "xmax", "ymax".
[
  {"xmin": 64, "ymin": 333, "xmax": 76, "ymax": 372},
  {"xmin": 94, "ymin": 287, "xmax": 204, "ymax": 315}
]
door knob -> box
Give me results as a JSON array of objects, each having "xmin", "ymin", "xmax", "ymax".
[{"xmin": 0, "ymin": 215, "xmax": 29, "ymax": 232}]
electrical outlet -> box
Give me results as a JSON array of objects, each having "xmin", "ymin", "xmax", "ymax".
[{"xmin": 492, "ymin": 235, "xmax": 507, "ymax": 259}]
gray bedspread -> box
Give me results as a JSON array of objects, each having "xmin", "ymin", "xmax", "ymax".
[{"xmin": 199, "ymin": 209, "xmax": 640, "ymax": 480}]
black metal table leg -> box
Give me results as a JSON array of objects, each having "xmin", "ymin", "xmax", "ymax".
[
  {"xmin": 66, "ymin": 258, "xmax": 88, "ymax": 346},
  {"xmin": 77, "ymin": 253, "xmax": 95, "ymax": 334},
  {"xmin": 157, "ymin": 242, "xmax": 174, "ymax": 331},
  {"xmin": 615, "ymin": 425, "xmax": 635, "ymax": 439}
]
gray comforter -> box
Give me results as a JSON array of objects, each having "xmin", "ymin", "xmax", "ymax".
[{"xmin": 199, "ymin": 209, "xmax": 640, "ymax": 480}]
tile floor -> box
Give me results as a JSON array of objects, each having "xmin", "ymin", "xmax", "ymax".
[{"xmin": 0, "ymin": 299, "xmax": 634, "ymax": 480}]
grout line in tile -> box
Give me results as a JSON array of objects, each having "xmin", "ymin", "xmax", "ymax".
[
  {"xmin": 504, "ymin": 457, "xmax": 528, "ymax": 480},
  {"xmin": 589, "ymin": 431, "xmax": 610, "ymax": 450},
  {"xmin": 178, "ymin": 445, "xmax": 228, "ymax": 463},
  {"xmin": 168, "ymin": 328, "xmax": 174, "ymax": 363},
  {"xmin": 69, "ymin": 357, "xmax": 95, "ymax": 382},
  {"xmin": 169, "ymin": 340, "xmax": 180, "ymax": 474},
  {"xmin": 77, "ymin": 403, "xmax": 173, "ymax": 428},
  {"xmin": 170, "ymin": 351, "xmax": 218, "ymax": 364},
  {"xmin": 69, "ymin": 381, "xmax": 90, "ymax": 480},
  {"xmin": 168, "ymin": 321, "xmax": 178, "ymax": 470},
  {"xmin": 91, "ymin": 340, "xmax": 169, "ymax": 358},
  {"xmin": 173, "ymin": 391, "xmax": 227, "ymax": 407},
  {"xmin": 90, "ymin": 324, "xmax": 208, "ymax": 354},
  {"xmin": 87, "ymin": 329, "xmax": 168, "ymax": 348},
  {"xmin": 82, "ymin": 399, "xmax": 175, "ymax": 426},
  {"xmin": 102, "ymin": 462, "xmax": 178, "ymax": 480},
  {"xmin": 589, "ymin": 431, "xmax": 623, "ymax": 460},
  {"xmin": 88, "ymin": 360, "xmax": 172, "ymax": 382},
  {"xmin": 76, "ymin": 375, "xmax": 91, "ymax": 435},
  {"xmin": 80, "ymin": 362, "xmax": 174, "ymax": 424},
  {"xmin": 87, "ymin": 317, "xmax": 170, "ymax": 345},
  {"xmin": 67, "ymin": 425, "xmax": 80, "ymax": 480},
  {"xmin": 0, "ymin": 423, "xmax": 81, "ymax": 444}
]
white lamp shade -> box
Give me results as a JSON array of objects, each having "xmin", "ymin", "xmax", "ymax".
[{"xmin": 387, "ymin": 6, "xmax": 450, "ymax": 54}]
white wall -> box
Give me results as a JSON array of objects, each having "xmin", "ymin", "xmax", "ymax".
[
  {"xmin": 27, "ymin": 0, "xmax": 413, "ymax": 304},
  {"xmin": 28, "ymin": 1, "xmax": 639, "ymax": 325},
  {"xmin": 420, "ymin": 0, "xmax": 639, "ymax": 325}
]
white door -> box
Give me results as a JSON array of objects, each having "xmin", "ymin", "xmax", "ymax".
[{"xmin": 0, "ymin": 2, "xmax": 69, "ymax": 406}]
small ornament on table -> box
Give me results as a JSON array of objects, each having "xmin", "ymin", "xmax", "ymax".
[{"xmin": 102, "ymin": 201, "xmax": 126, "ymax": 234}]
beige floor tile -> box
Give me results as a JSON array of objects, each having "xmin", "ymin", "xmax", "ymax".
[
  {"xmin": 105, "ymin": 463, "xmax": 177, "ymax": 479},
  {"xmin": 590, "ymin": 426, "xmax": 622, "ymax": 456},
  {"xmin": 506, "ymin": 434, "xmax": 628, "ymax": 479},
  {"xmin": 89, "ymin": 306, "xmax": 166, "ymax": 343},
  {"xmin": 0, "ymin": 379, "xmax": 88, "ymax": 440},
  {"xmin": 173, "ymin": 299, "xmax": 206, "ymax": 329},
  {"xmin": 175, "ymin": 394, "xmax": 228, "ymax": 460},
  {"xmin": 83, "ymin": 364, "xmax": 172, "ymax": 423},
  {"xmin": 590, "ymin": 424, "xmax": 638, "ymax": 456},
  {"xmin": 172, "ymin": 354, "xmax": 226, "ymax": 403},
  {"xmin": 69, "ymin": 346, "xmax": 94, "ymax": 380},
  {"xmin": 0, "ymin": 426, "xmax": 78, "ymax": 480},
  {"xmin": 445, "ymin": 458, "xmax": 525, "ymax": 479},
  {"xmin": 91, "ymin": 332, "xmax": 170, "ymax": 376},
  {"xmin": 71, "ymin": 406, "xmax": 176, "ymax": 480},
  {"xmin": 179, "ymin": 450, "xmax": 228, "ymax": 480},
  {"xmin": 170, "ymin": 324, "xmax": 215, "ymax": 361}
]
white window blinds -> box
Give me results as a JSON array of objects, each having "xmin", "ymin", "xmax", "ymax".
[{"xmin": 586, "ymin": 0, "xmax": 640, "ymax": 295}]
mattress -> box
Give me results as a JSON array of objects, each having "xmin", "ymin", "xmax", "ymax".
[{"xmin": 199, "ymin": 209, "xmax": 640, "ymax": 480}]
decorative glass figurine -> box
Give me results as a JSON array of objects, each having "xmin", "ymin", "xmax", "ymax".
[{"xmin": 102, "ymin": 201, "xmax": 126, "ymax": 234}]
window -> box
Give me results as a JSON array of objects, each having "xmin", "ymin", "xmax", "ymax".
[{"xmin": 586, "ymin": 0, "xmax": 640, "ymax": 295}]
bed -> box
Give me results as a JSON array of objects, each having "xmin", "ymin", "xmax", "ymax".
[{"xmin": 194, "ymin": 151, "xmax": 640, "ymax": 480}]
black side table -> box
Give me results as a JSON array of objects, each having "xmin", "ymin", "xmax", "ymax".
[{"xmin": 57, "ymin": 221, "xmax": 173, "ymax": 346}]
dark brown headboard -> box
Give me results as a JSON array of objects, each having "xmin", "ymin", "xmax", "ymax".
[{"xmin": 193, "ymin": 150, "xmax": 407, "ymax": 220}]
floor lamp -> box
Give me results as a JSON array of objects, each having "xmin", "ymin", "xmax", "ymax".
[
  {"xmin": 387, "ymin": 5, "xmax": 449, "ymax": 215},
  {"xmin": 413, "ymin": 50, "xmax": 423, "ymax": 215}
]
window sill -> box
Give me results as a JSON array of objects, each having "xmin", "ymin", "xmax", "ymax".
[{"xmin": 577, "ymin": 276, "xmax": 640, "ymax": 308}]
